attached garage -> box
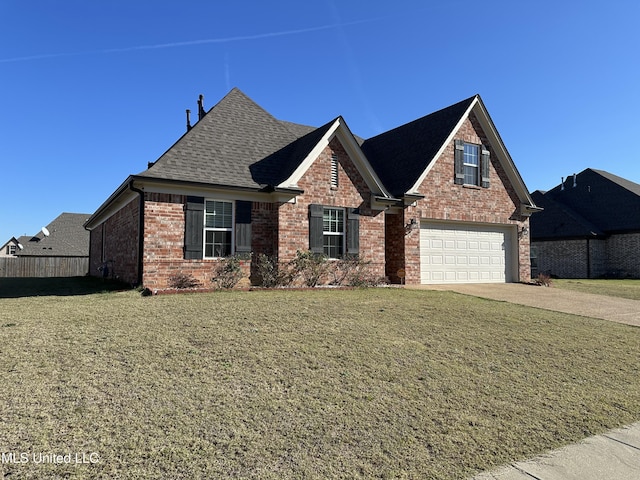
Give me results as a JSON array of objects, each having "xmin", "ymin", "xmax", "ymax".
[{"xmin": 420, "ymin": 221, "xmax": 516, "ymax": 284}]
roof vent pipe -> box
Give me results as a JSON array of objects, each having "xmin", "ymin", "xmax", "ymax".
[
  {"xmin": 573, "ymin": 173, "xmax": 577, "ymax": 188},
  {"xmin": 186, "ymin": 109, "xmax": 192, "ymax": 132},
  {"xmin": 561, "ymin": 177, "xmax": 565, "ymax": 191},
  {"xmin": 198, "ymin": 94, "xmax": 205, "ymax": 121}
]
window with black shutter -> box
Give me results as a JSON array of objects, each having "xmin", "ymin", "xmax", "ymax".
[
  {"xmin": 309, "ymin": 204, "xmax": 359, "ymax": 259},
  {"xmin": 185, "ymin": 197, "xmax": 252, "ymax": 259},
  {"xmin": 184, "ymin": 197, "xmax": 205, "ymax": 259},
  {"xmin": 454, "ymin": 140, "xmax": 490, "ymax": 188},
  {"xmin": 235, "ymin": 200, "xmax": 252, "ymax": 254}
]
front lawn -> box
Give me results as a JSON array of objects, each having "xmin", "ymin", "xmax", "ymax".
[
  {"xmin": 1, "ymin": 288, "xmax": 639, "ymax": 479},
  {"xmin": 552, "ymin": 278, "xmax": 640, "ymax": 300}
]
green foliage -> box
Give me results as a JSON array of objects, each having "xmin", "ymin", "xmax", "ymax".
[
  {"xmin": 290, "ymin": 250, "xmax": 329, "ymax": 287},
  {"xmin": 211, "ymin": 255, "xmax": 244, "ymax": 289}
]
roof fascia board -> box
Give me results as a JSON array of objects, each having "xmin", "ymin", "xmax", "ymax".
[
  {"xmin": 140, "ymin": 179, "xmax": 300, "ymax": 203},
  {"xmin": 406, "ymin": 98, "xmax": 478, "ymax": 194},
  {"xmin": 135, "ymin": 177, "xmax": 302, "ymax": 203},
  {"xmin": 85, "ymin": 176, "xmax": 304, "ymax": 230},
  {"xmin": 277, "ymin": 119, "xmax": 341, "ymax": 189},
  {"xmin": 277, "ymin": 118, "xmax": 394, "ymax": 201},
  {"xmin": 333, "ymin": 118, "xmax": 394, "ymax": 199},
  {"xmin": 84, "ymin": 177, "xmax": 138, "ymax": 230}
]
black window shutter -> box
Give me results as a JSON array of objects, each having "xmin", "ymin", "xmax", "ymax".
[
  {"xmin": 347, "ymin": 208, "xmax": 360, "ymax": 256},
  {"xmin": 235, "ymin": 200, "xmax": 252, "ymax": 253},
  {"xmin": 309, "ymin": 204, "xmax": 324, "ymax": 254},
  {"xmin": 184, "ymin": 196, "xmax": 204, "ymax": 259},
  {"xmin": 481, "ymin": 146, "xmax": 490, "ymax": 188},
  {"xmin": 454, "ymin": 140, "xmax": 465, "ymax": 185}
]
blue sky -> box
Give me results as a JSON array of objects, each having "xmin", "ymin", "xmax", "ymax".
[{"xmin": 1, "ymin": 0, "xmax": 638, "ymax": 242}]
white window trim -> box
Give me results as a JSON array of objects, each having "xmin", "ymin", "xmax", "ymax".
[
  {"xmin": 323, "ymin": 207, "xmax": 345, "ymax": 259},
  {"xmin": 463, "ymin": 143, "xmax": 480, "ymax": 186},
  {"xmin": 203, "ymin": 199, "xmax": 235, "ymax": 258}
]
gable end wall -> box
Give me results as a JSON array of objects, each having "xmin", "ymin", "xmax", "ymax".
[
  {"xmin": 277, "ymin": 137, "xmax": 386, "ymax": 277},
  {"xmin": 404, "ymin": 113, "xmax": 530, "ymax": 283}
]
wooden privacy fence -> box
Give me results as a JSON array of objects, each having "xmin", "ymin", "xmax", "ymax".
[{"xmin": 0, "ymin": 257, "xmax": 89, "ymax": 278}]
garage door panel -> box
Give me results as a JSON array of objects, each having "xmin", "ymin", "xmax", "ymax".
[{"xmin": 420, "ymin": 222, "xmax": 512, "ymax": 284}]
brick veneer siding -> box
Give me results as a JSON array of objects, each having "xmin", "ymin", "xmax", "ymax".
[
  {"xmin": 91, "ymin": 135, "xmax": 387, "ymax": 291},
  {"xmin": 88, "ymin": 197, "xmax": 140, "ymax": 285},
  {"xmin": 410, "ymin": 113, "xmax": 531, "ymax": 283},
  {"xmin": 606, "ymin": 233, "xmax": 640, "ymax": 277},
  {"xmin": 277, "ymin": 137, "xmax": 386, "ymax": 278},
  {"xmin": 141, "ymin": 193, "xmax": 253, "ymax": 291},
  {"xmin": 534, "ymin": 233, "xmax": 640, "ymax": 279}
]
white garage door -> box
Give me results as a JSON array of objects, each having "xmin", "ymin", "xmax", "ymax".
[{"xmin": 420, "ymin": 222, "xmax": 514, "ymax": 284}]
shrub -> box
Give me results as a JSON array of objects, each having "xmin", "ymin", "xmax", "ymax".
[
  {"xmin": 255, "ymin": 253, "xmax": 294, "ymax": 288},
  {"xmin": 331, "ymin": 255, "xmax": 384, "ymax": 287},
  {"xmin": 211, "ymin": 255, "xmax": 244, "ymax": 289},
  {"xmin": 168, "ymin": 273, "xmax": 202, "ymax": 289},
  {"xmin": 332, "ymin": 256, "xmax": 384, "ymax": 287},
  {"xmin": 290, "ymin": 250, "xmax": 329, "ymax": 287},
  {"xmin": 535, "ymin": 273, "xmax": 552, "ymax": 287}
]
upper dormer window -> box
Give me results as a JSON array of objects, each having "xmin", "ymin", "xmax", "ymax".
[
  {"xmin": 454, "ymin": 140, "xmax": 491, "ymax": 188},
  {"xmin": 463, "ymin": 143, "xmax": 479, "ymax": 185}
]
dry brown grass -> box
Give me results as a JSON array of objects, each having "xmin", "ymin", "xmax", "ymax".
[
  {"xmin": 553, "ymin": 278, "xmax": 640, "ymax": 300},
  {"xmin": 1, "ymin": 287, "xmax": 639, "ymax": 479}
]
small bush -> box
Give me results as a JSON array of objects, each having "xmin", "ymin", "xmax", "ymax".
[
  {"xmin": 332, "ymin": 256, "xmax": 384, "ymax": 287},
  {"xmin": 255, "ymin": 253, "xmax": 294, "ymax": 288},
  {"xmin": 535, "ymin": 273, "xmax": 552, "ymax": 287},
  {"xmin": 212, "ymin": 255, "xmax": 244, "ymax": 289},
  {"xmin": 168, "ymin": 273, "xmax": 202, "ymax": 289},
  {"xmin": 291, "ymin": 250, "xmax": 329, "ymax": 287}
]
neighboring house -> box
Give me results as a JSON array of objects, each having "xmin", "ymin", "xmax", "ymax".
[
  {"xmin": 84, "ymin": 88, "xmax": 539, "ymax": 290},
  {"xmin": 0, "ymin": 237, "xmax": 24, "ymax": 257},
  {"xmin": 530, "ymin": 168, "xmax": 640, "ymax": 279},
  {"xmin": 17, "ymin": 213, "xmax": 91, "ymax": 258},
  {"xmin": 0, "ymin": 213, "xmax": 91, "ymax": 278}
]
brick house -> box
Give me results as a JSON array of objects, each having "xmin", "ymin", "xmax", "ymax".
[
  {"xmin": 84, "ymin": 88, "xmax": 539, "ymax": 289},
  {"xmin": 530, "ymin": 169, "xmax": 640, "ymax": 278}
]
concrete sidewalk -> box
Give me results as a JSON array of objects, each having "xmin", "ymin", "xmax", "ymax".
[
  {"xmin": 413, "ymin": 283, "xmax": 640, "ymax": 326},
  {"xmin": 471, "ymin": 422, "xmax": 640, "ymax": 479}
]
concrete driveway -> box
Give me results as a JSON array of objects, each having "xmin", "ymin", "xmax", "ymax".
[{"xmin": 411, "ymin": 283, "xmax": 640, "ymax": 327}]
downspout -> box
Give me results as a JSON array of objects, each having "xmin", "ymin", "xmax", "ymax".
[{"xmin": 129, "ymin": 181, "xmax": 145, "ymax": 287}]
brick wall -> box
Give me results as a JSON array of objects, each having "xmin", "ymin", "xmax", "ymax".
[
  {"xmin": 533, "ymin": 239, "xmax": 589, "ymax": 278},
  {"xmin": 88, "ymin": 197, "xmax": 140, "ymax": 285},
  {"xmin": 141, "ymin": 193, "xmax": 252, "ymax": 291},
  {"xmin": 606, "ymin": 233, "xmax": 640, "ymax": 277},
  {"xmin": 412, "ymin": 113, "xmax": 531, "ymax": 283},
  {"xmin": 534, "ymin": 234, "xmax": 640, "ymax": 279},
  {"xmin": 277, "ymin": 137, "xmax": 386, "ymax": 278}
]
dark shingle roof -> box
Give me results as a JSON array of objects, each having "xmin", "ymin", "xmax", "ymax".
[
  {"xmin": 361, "ymin": 96, "xmax": 476, "ymax": 197},
  {"xmin": 137, "ymin": 88, "xmax": 322, "ymax": 189},
  {"xmin": 531, "ymin": 169, "xmax": 640, "ymax": 239},
  {"xmin": 530, "ymin": 190, "xmax": 605, "ymax": 240},
  {"xmin": 17, "ymin": 213, "xmax": 90, "ymax": 257}
]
